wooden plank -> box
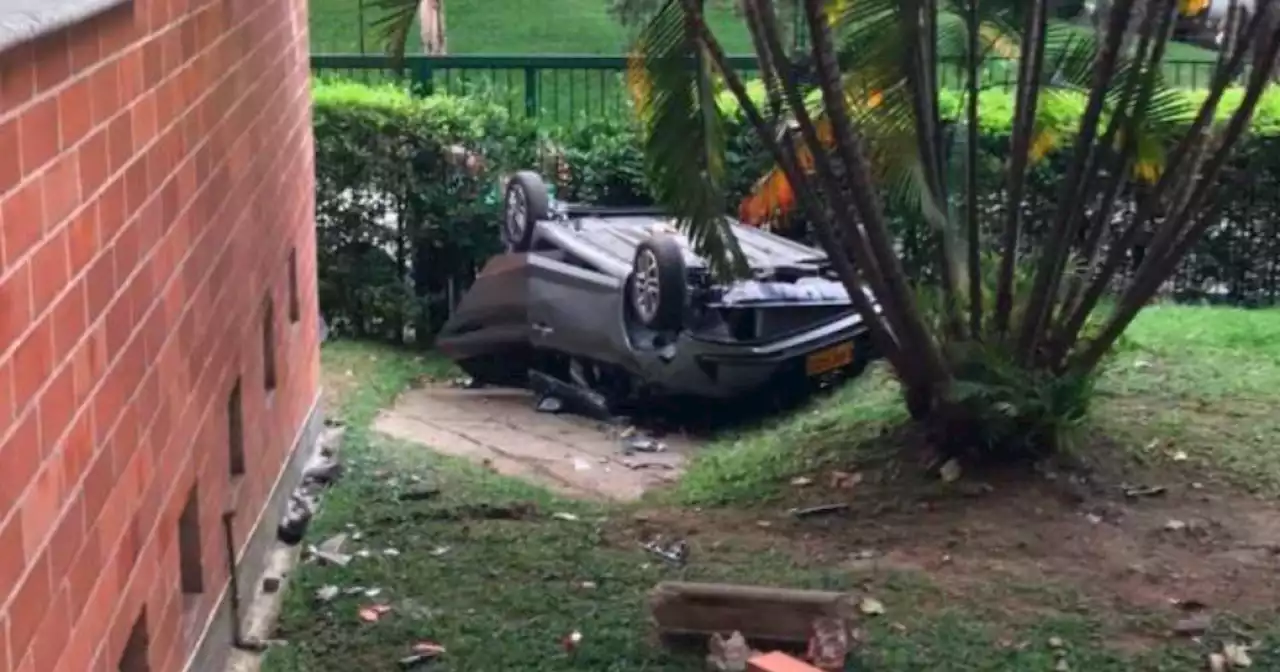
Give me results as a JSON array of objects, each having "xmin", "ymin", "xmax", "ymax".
[{"xmin": 648, "ymin": 581, "xmax": 858, "ymax": 645}]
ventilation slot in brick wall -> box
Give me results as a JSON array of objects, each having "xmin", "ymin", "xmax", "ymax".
[
  {"xmin": 227, "ymin": 378, "xmax": 246, "ymax": 477},
  {"xmin": 263, "ymin": 297, "xmax": 278, "ymax": 392},
  {"xmin": 288, "ymin": 247, "xmax": 301, "ymax": 323},
  {"xmin": 118, "ymin": 610, "xmax": 151, "ymax": 672},
  {"xmin": 178, "ymin": 485, "xmax": 204, "ymax": 596}
]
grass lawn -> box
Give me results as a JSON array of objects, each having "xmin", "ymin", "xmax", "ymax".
[{"xmin": 262, "ymin": 305, "xmax": 1280, "ymax": 671}]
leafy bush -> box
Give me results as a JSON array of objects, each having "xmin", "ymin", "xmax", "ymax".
[{"xmin": 311, "ymin": 81, "xmax": 1280, "ymax": 344}]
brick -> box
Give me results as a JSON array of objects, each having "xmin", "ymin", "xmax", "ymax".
[
  {"xmin": 747, "ymin": 653, "xmax": 825, "ymax": 672},
  {"xmin": 18, "ymin": 99, "xmax": 60, "ymax": 178},
  {"xmin": 0, "ymin": 183, "xmax": 44, "ymax": 267},
  {"xmin": 8, "ymin": 551, "xmax": 53, "ymax": 664},
  {"xmin": 41, "ymin": 154, "xmax": 82, "ymax": 233},
  {"xmin": 21, "ymin": 461, "xmax": 66, "ymax": 558},
  {"xmin": 58, "ymin": 79, "xmax": 95, "ymax": 150},
  {"xmin": 30, "ymin": 228, "xmax": 71, "ymax": 315},
  {"xmin": 0, "ymin": 44, "xmax": 36, "ymax": 115},
  {"xmin": 0, "ymin": 264, "xmax": 32, "ymax": 352},
  {"xmin": 12, "ymin": 320, "xmax": 54, "ymax": 412},
  {"xmin": 39, "ymin": 365, "xmax": 78, "ymax": 448},
  {"xmin": 28, "ymin": 590, "xmax": 72, "ymax": 672},
  {"xmin": 0, "ymin": 120, "xmax": 19, "ymax": 197},
  {"xmin": 32, "ymin": 32, "xmax": 72, "ymax": 94}
]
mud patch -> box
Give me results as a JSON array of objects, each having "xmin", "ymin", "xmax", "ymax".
[{"xmin": 372, "ymin": 385, "xmax": 696, "ymax": 500}]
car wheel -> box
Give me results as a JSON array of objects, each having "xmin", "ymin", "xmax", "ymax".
[
  {"xmin": 503, "ymin": 171, "xmax": 550, "ymax": 252},
  {"xmin": 630, "ymin": 234, "xmax": 687, "ymax": 331}
]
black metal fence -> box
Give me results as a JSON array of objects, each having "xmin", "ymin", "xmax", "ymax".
[{"xmin": 310, "ymin": 54, "xmax": 1223, "ymax": 124}]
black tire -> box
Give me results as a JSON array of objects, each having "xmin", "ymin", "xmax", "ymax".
[
  {"xmin": 503, "ymin": 171, "xmax": 551, "ymax": 252},
  {"xmin": 629, "ymin": 234, "xmax": 687, "ymax": 331}
]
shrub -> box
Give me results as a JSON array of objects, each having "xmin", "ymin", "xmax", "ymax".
[
  {"xmin": 311, "ymin": 81, "xmax": 1280, "ymax": 344},
  {"xmin": 312, "ymin": 83, "xmax": 541, "ymax": 342}
]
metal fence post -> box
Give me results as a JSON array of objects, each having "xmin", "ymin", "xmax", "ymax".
[
  {"xmin": 524, "ymin": 66, "xmax": 538, "ymax": 119},
  {"xmin": 410, "ymin": 58, "xmax": 435, "ymax": 97}
]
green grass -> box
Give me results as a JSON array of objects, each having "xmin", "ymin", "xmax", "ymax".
[
  {"xmin": 309, "ymin": 0, "xmax": 755, "ymax": 54},
  {"xmin": 263, "ymin": 307, "xmax": 1280, "ymax": 671},
  {"xmin": 678, "ymin": 304, "xmax": 1280, "ymax": 505}
]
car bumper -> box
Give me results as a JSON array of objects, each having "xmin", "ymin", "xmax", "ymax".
[{"xmin": 638, "ymin": 312, "xmax": 877, "ymax": 399}]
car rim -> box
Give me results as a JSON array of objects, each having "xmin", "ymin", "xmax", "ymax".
[
  {"xmin": 505, "ymin": 187, "xmax": 526, "ymax": 244},
  {"xmin": 633, "ymin": 249, "xmax": 660, "ymax": 322}
]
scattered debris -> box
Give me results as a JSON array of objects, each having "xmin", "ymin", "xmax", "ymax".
[
  {"xmin": 315, "ymin": 585, "xmax": 340, "ymax": 603},
  {"xmin": 806, "ymin": 617, "xmax": 851, "ymax": 671},
  {"xmin": 379, "ymin": 641, "xmax": 436, "ymax": 670},
  {"xmin": 1223, "ymin": 642, "xmax": 1253, "ymax": 668},
  {"xmin": 430, "ymin": 546, "xmax": 451, "ymax": 556},
  {"xmin": 536, "ymin": 396, "xmax": 565, "ymax": 413},
  {"xmin": 449, "ymin": 376, "xmax": 483, "ymax": 389},
  {"xmin": 706, "ymin": 631, "xmax": 756, "ymax": 671},
  {"xmin": 622, "ymin": 459, "xmax": 676, "ymax": 471},
  {"xmin": 311, "ymin": 533, "xmax": 354, "ymax": 566},
  {"xmin": 1048, "ymin": 636, "xmax": 1065, "ymax": 649},
  {"xmin": 642, "ymin": 537, "xmax": 690, "ymax": 566},
  {"xmin": 358, "ymin": 604, "xmax": 393, "ymax": 623},
  {"xmin": 577, "ymin": 581, "xmax": 597, "ymax": 590},
  {"xmin": 552, "ymin": 512, "xmax": 581, "ymax": 522},
  {"xmin": 1165, "ymin": 519, "xmax": 1189, "ymax": 532},
  {"xmin": 828, "ymin": 471, "xmax": 862, "ymax": 489},
  {"xmin": 277, "ymin": 493, "xmax": 317, "ymax": 545},
  {"xmin": 790, "ymin": 476, "xmax": 814, "ymax": 487},
  {"xmin": 1172, "ymin": 450, "xmax": 1189, "ymax": 462},
  {"xmin": 858, "ymin": 597, "xmax": 885, "ymax": 616},
  {"xmin": 562, "ymin": 630, "xmax": 583, "ymax": 654},
  {"xmin": 789, "ymin": 503, "xmax": 851, "ymax": 519},
  {"xmin": 383, "ymin": 548, "xmax": 401, "ymax": 557},
  {"xmin": 1172, "ymin": 613, "xmax": 1212, "ymax": 637},
  {"xmin": 1053, "ymin": 658, "xmax": 1071, "ymax": 671},
  {"xmin": 1123, "ymin": 484, "xmax": 1167, "ymax": 498},
  {"xmin": 572, "ymin": 457, "xmax": 593, "ymax": 472},
  {"xmin": 365, "ymin": 588, "xmax": 383, "ymax": 597},
  {"xmin": 1209, "ymin": 652, "xmax": 1229, "ymax": 672},
  {"xmin": 939, "ymin": 459, "xmax": 962, "ymax": 483},
  {"xmin": 528, "ymin": 370, "xmax": 613, "ymax": 421},
  {"xmin": 303, "ymin": 453, "xmax": 344, "ymax": 486},
  {"xmin": 622, "ymin": 435, "xmax": 668, "ymax": 454}
]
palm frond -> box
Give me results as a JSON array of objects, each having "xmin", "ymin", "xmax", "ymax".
[
  {"xmin": 369, "ymin": 0, "xmax": 419, "ymax": 67},
  {"xmin": 631, "ymin": 0, "xmax": 750, "ymax": 280}
]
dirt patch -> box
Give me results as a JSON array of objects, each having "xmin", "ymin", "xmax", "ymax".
[
  {"xmin": 610, "ymin": 455, "xmax": 1280, "ymax": 647},
  {"xmin": 372, "ymin": 385, "xmax": 695, "ymax": 500}
]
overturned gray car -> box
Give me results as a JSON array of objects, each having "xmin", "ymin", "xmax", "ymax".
[{"xmin": 435, "ymin": 172, "xmax": 878, "ymax": 413}]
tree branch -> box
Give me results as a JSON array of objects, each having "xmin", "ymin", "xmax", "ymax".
[
  {"xmin": 1014, "ymin": 0, "xmax": 1132, "ymax": 354},
  {"xmin": 992, "ymin": 0, "xmax": 1053, "ymax": 336}
]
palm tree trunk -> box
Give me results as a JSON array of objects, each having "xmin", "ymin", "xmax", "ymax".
[{"xmin": 419, "ymin": 0, "xmax": 447, "ymax": 54}]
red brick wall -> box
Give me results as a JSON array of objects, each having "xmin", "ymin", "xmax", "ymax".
[{"xmin": 0, "ymin": 0, "xmax": 319, "ymax": 669}]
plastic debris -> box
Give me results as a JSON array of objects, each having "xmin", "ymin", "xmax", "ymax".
[
  {"xmin": 359, "ymin": 604, "xmax": 393, "ymax": 623},
  {"xmin": 789, "ymin": 503, "xmax": 851, "ymax": 518},
  {"xmin": 536, "ymin": 396, "xmax": 564, "ymax": 413},
  {"xmin": 552, "ymin": 512, "xmax": 581, "ymax": 522},
  {"xmin": 562, "ymin": 630, "xmax": 583, "ymax": 653},
  {"xmin": 858, "ymin": 597, "xmax": 886, "ymax": 615},
  {"xmin": 641, "ymin": 537, "xmax": 689, "ymax": 566},
  {"xmin": 277, "ymin": 492, "xmax": 317, "ymax": 545},
  {"xmin": 315, "ymin": 585, "xmax": 340, "ymax": 602},
  {"xmin": 621, "ymin": 435, "xmax": 667, "ymax": 454}
]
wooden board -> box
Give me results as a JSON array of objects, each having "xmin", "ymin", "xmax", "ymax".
[{"xmin": 648, "ymin": 581, "xmax": 858, "ymax": 646}]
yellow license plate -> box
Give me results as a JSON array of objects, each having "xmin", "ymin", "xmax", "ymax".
[{"xmin": 805, "ymin": 341, "xmax": 854, "ymax": 377}]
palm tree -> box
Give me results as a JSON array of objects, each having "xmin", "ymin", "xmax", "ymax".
[
  {"xmin": 628, "ymin": 0, "xmax": 1279, "ymax": 457},
  {"xmin": 371, "ymin": 0, "xmax": 448, "ymax": 58}
]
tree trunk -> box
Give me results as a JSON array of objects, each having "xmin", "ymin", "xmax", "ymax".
[{"xmin": 419, "ymin": 0, "xmax": 447, "ymax": 54}]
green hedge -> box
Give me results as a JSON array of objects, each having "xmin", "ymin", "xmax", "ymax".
[{"xmin": 313, "ymin": 81, "xmax": 1280, "ymax": 343}]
